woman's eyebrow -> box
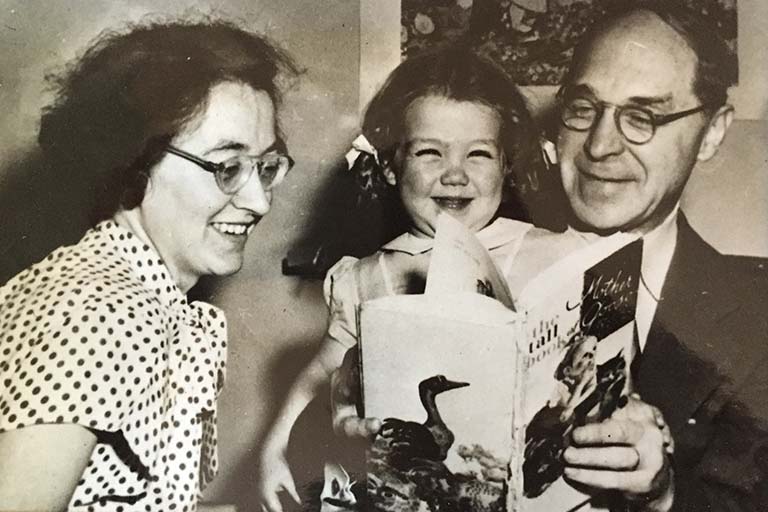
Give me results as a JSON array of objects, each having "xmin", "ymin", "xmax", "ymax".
[
  {"xmin": 203, "ymin": 140, "xmax": 247, "ymax": 155},
  {"xmin": 203, "ymin": 139, "xmax": 283, "ymax": 156}
]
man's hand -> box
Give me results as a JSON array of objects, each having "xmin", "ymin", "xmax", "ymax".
[
  {"xmin": 330, "ymin": 348, "xmax": 381, "ymax": 439},
  {"xmin": 563, "ymin": 395, "xmax": 675, "ymax": 511}
]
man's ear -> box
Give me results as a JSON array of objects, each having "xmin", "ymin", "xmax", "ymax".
[
  {"xmin": 382, "ymin": 164, "xmax": 397, "ymax": 186},
  {"xmin": 697, "ymin": 104, "xmax": 734, "ymax": 162}
]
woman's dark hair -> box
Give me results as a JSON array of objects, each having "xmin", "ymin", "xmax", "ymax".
[
  {"xmin": 352, "ymin": 44, "xmax": 547, "ymax": 222},
  {"xmin": 565, "ymin": 0, "xmax": 736, "ymax": 110},
  {"xmin": 38, "ymin": 18, "xmax": 299, "ymax": 224}
]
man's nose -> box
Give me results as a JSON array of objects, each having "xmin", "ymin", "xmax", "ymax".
[
  {"xmin": 584, "ymin": 108, "xmax": 625, "ymax": 160},
  {"xmin": 440, "ymin": 159, "xmax": 470, "ymax": 186},
  {"xmin": 232, "ymin": 176, "xmax": 271, "ymax": 216}
]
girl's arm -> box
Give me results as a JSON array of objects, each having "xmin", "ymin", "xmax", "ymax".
[
  {"xmin": 258, "ymin": 337, "xmax": 348, "ymax": 512},
  {"xmin": 0, "ymin": 424, "xmax": 96, "ymax": 511}
]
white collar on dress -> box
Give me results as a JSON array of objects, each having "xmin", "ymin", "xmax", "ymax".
[{"xmin": 381, "ymin": 217, "xmax": 532, "ymax": 256}]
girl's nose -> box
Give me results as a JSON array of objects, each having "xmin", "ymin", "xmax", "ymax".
[{"xmin": 439, "ymin": 160, "xmax": 469, "ymax": 186}]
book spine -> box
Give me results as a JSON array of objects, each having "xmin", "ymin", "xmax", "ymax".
[{"xmin": 508, "ymin": 312, "xmax": 528, "ymax": 511}]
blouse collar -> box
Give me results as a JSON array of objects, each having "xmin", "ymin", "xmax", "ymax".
[
  {"xmin": 381, "ymin": 217, "xmax": 530, "ymax": 256},
  {"xmin": 95, "ymin": 219, "xmax": 188, "ymax": 310}
]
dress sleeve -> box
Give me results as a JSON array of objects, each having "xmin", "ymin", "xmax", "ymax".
[
  {"xmin": 322, "ymin": 256, "xmax": 362, "ymax": 350},
  {"xmin": 0, "ymin": 284, "xmax": 168, "ymax": 474}
]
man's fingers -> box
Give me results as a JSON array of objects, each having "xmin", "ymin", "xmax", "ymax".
[
  {"xmin": 572, "ymin": 418, "xmax": 644, "ymax": 445},
  {"xmin": 563, "ymin": 446, "xmax": 639, "ymax": 470},
  {"xmin": 564, "ymin": 464, "xmax": 668, "ymax": 497},
  {"xmin": 564, "ymin": 466, "xmax": 643, "ymax": 491}
]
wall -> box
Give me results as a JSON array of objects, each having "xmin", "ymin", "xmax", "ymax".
[
  {"xmin": 0, "ymin": 0, "xmax": 360, "ymax": 509},
  {"xmin": 1, "ymin": 1, "xmax": 766, "ymax": 510}
]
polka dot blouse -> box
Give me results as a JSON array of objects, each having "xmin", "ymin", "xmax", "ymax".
[{"xmin": 0, "ymin": 220, "xmax": 228, "ymax": 511}]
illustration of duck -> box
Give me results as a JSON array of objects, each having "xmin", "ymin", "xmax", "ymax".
[
  {"xmin": 378, "ymin": 375, "xmax": 469, "ymax": 469},
  {"xmin": 367, "ymin": 375, "xmax": 508, "ymax": 512}
]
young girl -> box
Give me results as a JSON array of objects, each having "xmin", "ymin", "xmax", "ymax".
[{"xmin": 257, "ymin": 46, "xmax": 584, "ymax": 512}]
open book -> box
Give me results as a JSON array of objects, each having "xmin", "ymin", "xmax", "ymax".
[{"xmin": 357, "ymin": 214, "xmax": 643, "ymax": 512}]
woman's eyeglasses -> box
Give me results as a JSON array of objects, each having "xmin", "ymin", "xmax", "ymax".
[{"xmin": 165, "ymin": 145, "xmax": 294, "ymax": 194}]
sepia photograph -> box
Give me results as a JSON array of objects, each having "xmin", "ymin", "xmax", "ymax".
[{"xmin": 0, "ymin": 0, "xmax": 766, "ymax": 511}]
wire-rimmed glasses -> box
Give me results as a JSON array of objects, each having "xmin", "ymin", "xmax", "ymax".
[{"xmin": 558, "ymin": 88, "xmax": 709, "ymax": 145}]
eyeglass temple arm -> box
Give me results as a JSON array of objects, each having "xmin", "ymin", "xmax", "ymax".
[
  {"xmin": 654, "ymin": 105, "xmax": 709, "ymax": 126},
  {"xmin": 165, "ymin": 145, "xmax": 222, "ymax": 174}
]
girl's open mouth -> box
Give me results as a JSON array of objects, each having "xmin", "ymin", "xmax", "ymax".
[{"xmin": 433, "ymin": 197, "xmax": 472, "ymax": 210}]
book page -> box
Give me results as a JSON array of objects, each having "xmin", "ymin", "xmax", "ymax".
[
  {"xmin": 425, "ymin": 213, "xmax": 515, "ymax": 309},
  {"xmin": 359, "ymin": 293, "xmax": 518, "ymax": 512}
]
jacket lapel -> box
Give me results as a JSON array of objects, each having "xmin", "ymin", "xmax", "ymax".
[{"xmin": 637, "ymin": 214, "xmax": 742, "ymax": 432}]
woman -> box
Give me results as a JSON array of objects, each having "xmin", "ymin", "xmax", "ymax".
[{"xmin": 0, "ymin": 19, "xmax": 297, "ymax": 511}]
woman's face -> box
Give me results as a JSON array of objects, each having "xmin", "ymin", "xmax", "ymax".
[
  {"xmin": 135, "ymin": 81, "xmax": 278, "ymax": 290},
  {"xmin": 388, "ymin": 95, "xmax": 506, "ymax": 238}
]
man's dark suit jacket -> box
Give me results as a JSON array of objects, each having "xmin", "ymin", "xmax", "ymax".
[{"xmin": 634, "ymin": 214, "xmax": 768, "ymax": 510}]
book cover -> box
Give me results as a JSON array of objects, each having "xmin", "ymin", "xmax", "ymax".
[
  {"xmin": 357, "ymin": 215, "xmax": 642, "ymax": 511},
  {"xmin": 512, "ymin": 237, "xmax": 643, "ymax": 512}
]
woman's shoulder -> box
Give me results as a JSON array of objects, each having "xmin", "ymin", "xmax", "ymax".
[{"xmin": 0, "ymin": 231, "xmax": 171, "ymax": 350}]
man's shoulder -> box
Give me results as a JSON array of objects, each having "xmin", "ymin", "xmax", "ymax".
[{"xmin": 677, "ymin": 219, "xmax": 768, "ymax": 305}]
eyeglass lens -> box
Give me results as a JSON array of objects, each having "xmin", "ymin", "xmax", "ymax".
[
  {"xmin": 562, "ymin": 98, "xmax": 655, "ymax": 144},
  {"xmin": 216, "ymin": 155, "xmax": 290, "ymax": 194}
]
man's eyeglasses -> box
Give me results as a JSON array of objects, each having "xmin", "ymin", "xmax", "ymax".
[
  {"xmin": 558, "ymin": 89, "xmax": 709, "ymax": 145},
  {"xmin": 165, "ymin": 145, "xmax": 294, "ymax": 195}
]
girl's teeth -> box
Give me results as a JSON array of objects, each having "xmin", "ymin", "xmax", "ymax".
[{"xmin": 435, "ymin": 198, "xmax": 470, "ymax": 209}]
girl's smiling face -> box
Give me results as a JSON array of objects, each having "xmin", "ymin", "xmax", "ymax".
[{"xmin": 385, "ymin": 95, "xmax": 506, "ymax": 238}]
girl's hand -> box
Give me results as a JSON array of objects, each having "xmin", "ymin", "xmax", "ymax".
[
  {"xmin": 330, "ymin": 348, "xmax": 382, "ymax": 439},
  {"xmin": 257, "ymin": 443, "xmax": 301, "ymax": 512}
]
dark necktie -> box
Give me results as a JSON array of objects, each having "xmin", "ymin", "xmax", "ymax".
[{"xmin": 629, "ymin": 320, "xmax": 642, "ymax": 387}]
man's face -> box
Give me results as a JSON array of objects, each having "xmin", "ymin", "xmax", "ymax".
[{"xmin": 557, "ymin": 11, "xmax": 718, "ymax": 234}]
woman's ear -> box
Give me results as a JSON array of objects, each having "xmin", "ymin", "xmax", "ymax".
[{"xmin": 697, "ymin": 104, "xmax": 734, "ymax": 162}]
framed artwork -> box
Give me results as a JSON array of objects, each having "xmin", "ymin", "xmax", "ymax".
[
  {"xmin": 363, "ymin": 0, "xmax": 767, "ymax": 120},
  {"xmin": 401, "ymin": 0, "xmax": 737, "ymax": 85}
]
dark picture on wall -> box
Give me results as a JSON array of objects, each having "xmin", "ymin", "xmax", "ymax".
[{"xmin": 401, "ymin": 0, "xmax": 738, "ymax": 85}]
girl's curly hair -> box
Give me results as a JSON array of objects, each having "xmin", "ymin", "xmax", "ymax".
[{"xmin": 350, "ymin": 44, "xmax": 547, "ymax": 222}]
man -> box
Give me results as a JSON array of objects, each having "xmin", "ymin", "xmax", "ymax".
[
  {"xmin": 332, "ymin": 2, "xmax": 768, "ymax": 511},
  {"xmin": 555, "ymin": 1, "xmax": 768, "ymax": 510}
]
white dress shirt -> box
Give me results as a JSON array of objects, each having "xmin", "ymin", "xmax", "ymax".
[{"xmin": 566, "ymin": 206, "xmax": 680, "ymax": 351}]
